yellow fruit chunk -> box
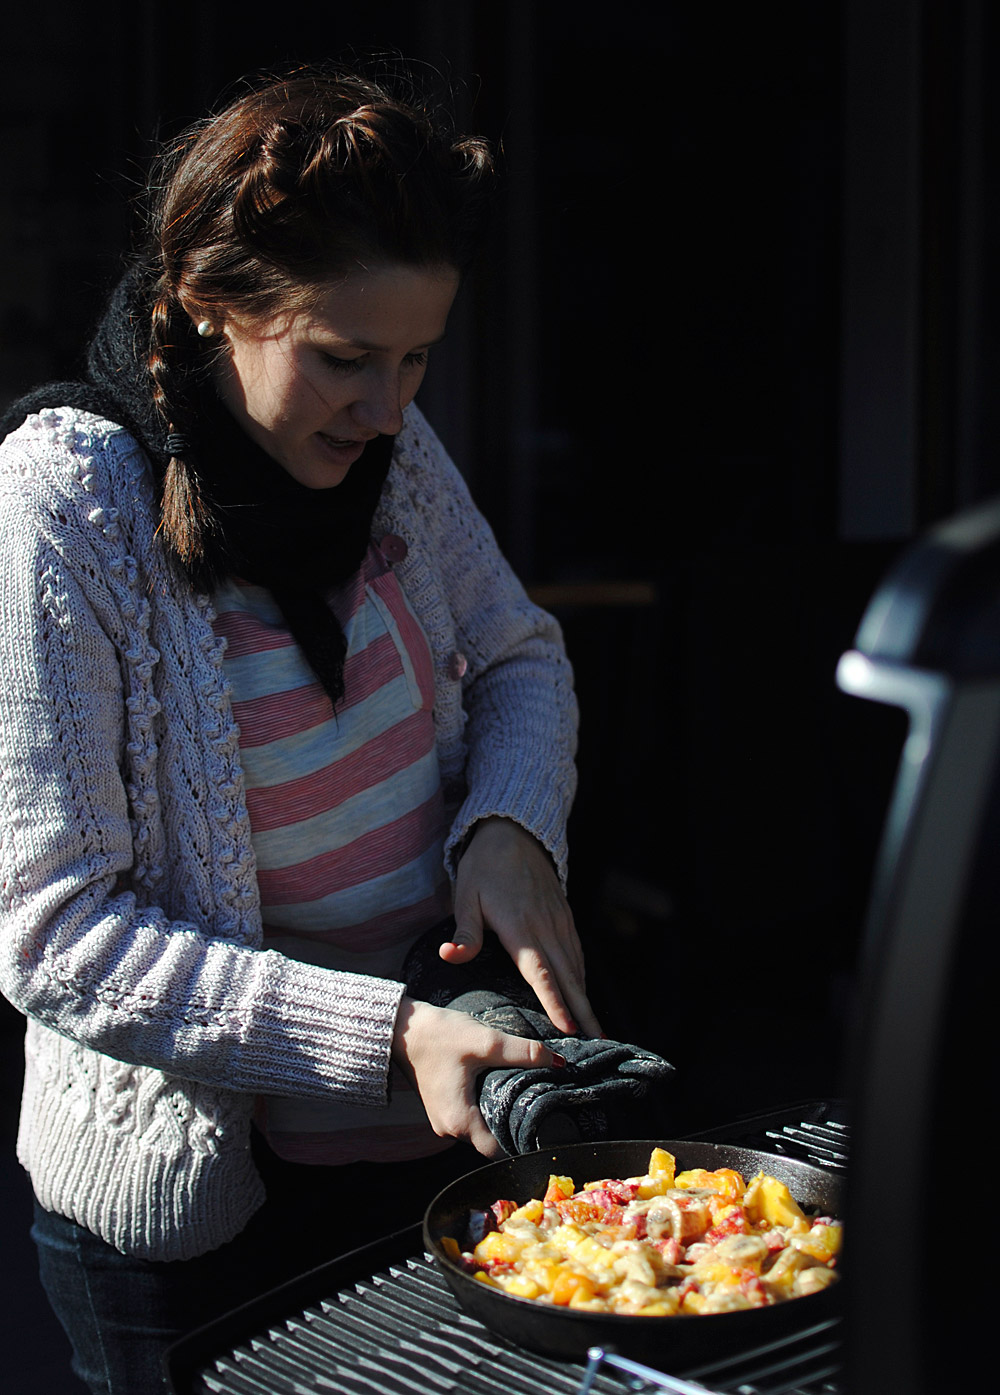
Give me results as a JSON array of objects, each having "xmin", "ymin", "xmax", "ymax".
[
  {"xmin": 498, "ymin": 1273, "xmax": 542, "ymax": 1299},
  {"xmin": 543, "ymin": 1174, "xmax": 575, "ymax": 1204},
  {"xmin": 648, "ymin": 1148, "xmax": 676, "ymax": 1182},
  {"xmin": 635, "ymin": 1296, "xmax": 680, "ymax": 1316},
  {"xmin": 474, "ymin": 1231, "xmax": 525, "ymax": 1264},
  {"xmin": 696, "ymin": 1259, "xmax": 743, "ymax": 1288},
  {"xmin": 569, "ymin": 1235, "xmax": 617, "ymax": 1273},
  {"xmin": 744, "ymin": 1173, "xmax": 807, "ymax": 1229},
  {"xmin": 551, "ymin": 1269, "xmax": 596, "ymax": 1306},
  {"xmin": 569, "ymin": 1293, "xmax": 610, "ymax": 1311},
  {"xmin": 675, "ymin": 1168, "xmax": 714, "ymax": 1190},
  {"xmin": 523, "ymin": 1258, "xmax": 560, "ymax": 1292},
  {"xmin": 794, "ymin": 1221, "xmax": 843, "ymax": 1262},
  {"xmin": 674, "ymin": 1167, "xmax": 745, "ymax": 1199},
  {"xmin": 440, "ymin": 1235, "xmax": 462, "ymax": 1262},
  {"xmin": 509, "ymin": 1198, "xmax": 545, "ymax": 1225},
  {"xmin": 549, "ymin": 1221, "xmax": 587, "ymax": 1252}
]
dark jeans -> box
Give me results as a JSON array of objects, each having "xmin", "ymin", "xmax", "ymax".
[{"xmin": 31, "ymin": 1130, "xmax": 481, "ymax": 1394}]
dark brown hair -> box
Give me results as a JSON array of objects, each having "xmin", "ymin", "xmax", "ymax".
[{"xmin": 142, "ymin": 62, "xmax": 495, "ymax": 570}]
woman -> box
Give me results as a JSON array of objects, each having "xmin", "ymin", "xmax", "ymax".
[{"xmin": 0, "ymin": 63, "xmax": 597, "ymax": 1392}]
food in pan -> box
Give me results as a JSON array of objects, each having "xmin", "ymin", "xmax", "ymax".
[{"xmin": 441, "ymin": 1146, "xmax": 842, "ymax": 1316}]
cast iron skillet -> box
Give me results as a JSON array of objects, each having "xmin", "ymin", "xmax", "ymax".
[{"xmin": 423, "ymin": 1138, "xmax": 844, "ymax": 1369}]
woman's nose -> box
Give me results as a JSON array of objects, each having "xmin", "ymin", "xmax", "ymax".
[{"xmin": 351, "ymin": 373, "xmax": 404, "ymax": 435}]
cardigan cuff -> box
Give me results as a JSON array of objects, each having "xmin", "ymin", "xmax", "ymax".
[
  {"xmin": 445, "ymin": 774, "xmax": 571, "ymax": 892},
  {"xmin": 238, "ymin": 952, "xmax": 406, "ymax": 1107}
]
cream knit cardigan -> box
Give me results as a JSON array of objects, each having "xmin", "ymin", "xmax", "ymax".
[{"xmin": 0, "ymin": 402, "xmax": 577, "ymax": 1260}]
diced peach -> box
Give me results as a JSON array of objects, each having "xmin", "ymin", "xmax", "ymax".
[
  {"xmin": 647, "ymin": 1148, "xmax": 676, "ymax": 1183},
  {"xmin": 634, "ymin": 1297, "xmax": 680, "ymax": 1316},
  {"xmin": 440, "ymin": 1235, "xmax": 462, "ymax": 1262},
  {"xmin": 498, "ymin": 1273, "xmax": 542, "ymax": 1299},
  {"xmin": 543, "ymin": 1174, "xmax": 575, "ymax": 1205},
  {"xmin": 509, "ymin": 1198, "xmax": 545, "ymax": 1225},
  {"xmin": 794, "ymin": 1221, "xmax": 843, "ymax": 1262},
  {"xmin": 552, "ymin": 1269, "xmax": 596, "ymax": 1306},
  {"xmin": 523, "ymin": 1258, "xmax": 561, "ymax": 1292},
  {"xmin": 675, "ymin": 1168, "xmax": 715, "ymax": 1191},
  {"xmin": 474, "ymin": 1231, "xmax": 525, "ymax": 1264},
  {"xmin": 744, "ymin": 1173, "xmax": 807, "ymax": 1229}
]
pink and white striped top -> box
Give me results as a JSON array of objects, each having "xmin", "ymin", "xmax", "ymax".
[{"xmin": 212, "ymin": 536, "xmax": 452, "ymax": 1163}]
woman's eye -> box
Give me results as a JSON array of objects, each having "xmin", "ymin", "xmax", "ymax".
[
  {"xmin": 321, "ymin": 352, "xmax": 365, "ymax": 373},
  {"xmin": 319, "ymin": 349, "xmax": 428, "ymax": 372}
]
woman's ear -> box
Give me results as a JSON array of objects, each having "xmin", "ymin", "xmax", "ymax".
[{"xmin": 177, "ymin": 296, "xmax": 222, "ymax": 339}]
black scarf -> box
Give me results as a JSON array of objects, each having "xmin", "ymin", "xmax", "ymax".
[{"xmin": 0, "ymin": 267, "xmax": 395, "ymax": 705}]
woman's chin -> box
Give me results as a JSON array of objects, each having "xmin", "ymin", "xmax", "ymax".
[{"xmin": 278, "ymin": 436, "xmax": 365, "ymax": 488}]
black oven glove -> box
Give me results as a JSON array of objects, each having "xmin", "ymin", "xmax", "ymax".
[{"xmin": 402, "ymin": 918, "xmax": 675, "ymax": 1155}]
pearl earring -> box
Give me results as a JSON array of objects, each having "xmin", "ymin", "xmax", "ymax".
[{"xmin": 197, "ymin": 320, "xmax": 216, "ymax": 338}]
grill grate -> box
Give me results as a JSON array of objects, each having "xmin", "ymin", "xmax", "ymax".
[
  {"xmin": 182, "ymin": 1256, "xmax": 843, "ymax": 1395},
  {"xmin": 189, "ymin": 1259, "xmax": 629, "ymax": 1395},
  {"xmin": 691, "ymin": 1101, "xmax": 850, "ymax": 1176},
  {"xmin": 170, "ymin": 1103, "xmax": 848, "ymax": 1395}
]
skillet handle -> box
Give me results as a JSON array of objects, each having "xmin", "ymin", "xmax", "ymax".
[{"xmin": 577, "ymin": 1346, "xmax": 717, "ymax": 1395}]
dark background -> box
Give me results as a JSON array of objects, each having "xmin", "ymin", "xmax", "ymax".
[{"xmin": 2, "ymin": 2, "xmax": 999, "ymax": 1388}]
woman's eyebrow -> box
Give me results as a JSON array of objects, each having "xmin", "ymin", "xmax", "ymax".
[{"xmin": 331, "ymin": 330, "xmax": 449, "ymax": 352}]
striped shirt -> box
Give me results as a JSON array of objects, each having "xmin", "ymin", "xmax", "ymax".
[{"xmin": 213, "ymin": 536, "xmax": 452, "ymax": 1162}]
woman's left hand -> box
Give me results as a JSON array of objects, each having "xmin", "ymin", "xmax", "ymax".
[{"xmin": 442, "ymin": 817, "xmax": 603, "ymax": 1038}]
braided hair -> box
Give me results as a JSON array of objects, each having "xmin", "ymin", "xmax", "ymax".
[{"xmin": 140, "ymin": 63, "xmax": 495, "ymax": 584}]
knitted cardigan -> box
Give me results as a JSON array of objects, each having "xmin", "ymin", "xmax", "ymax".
[{"xmin": 0, "ymin": 401, "xmax": 577, "ymax": 1261}]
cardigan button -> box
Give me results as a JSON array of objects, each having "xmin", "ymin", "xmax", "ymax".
[
  {"xmin": 448, "ymin": 651, "xmax": 468, "ymax": 680},
  {"xmin": 379, "ymin": 533, "xmax": 408, "ymax": 563}
]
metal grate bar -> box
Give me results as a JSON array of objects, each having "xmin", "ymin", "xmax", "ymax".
[
  {"xmin": 684, "ymin": 1321, "xmax": 841, "ymax": 1378},
  {"xmin": 714, "ymin": 1341, "xmax": 842, "ymax": 1394},
  {"xmin": 288, "ymin": 1315, "xmax": 471, "ymax": 1381},
  {"xmin": 762, "ymin": 1123, "xmax": 850, "ymax": 1170},
  {"xmin": 288, "ymin": 1307, "xmax": 396, "ymax": 1360},
  {"xmin": 197, "ymin": 1361, "xmax": 277, "ymax": 1395},
  {"xmin": 205, "ymin": 1351, "xmax": 317, "ymax": 1394},
  {"xmin": 275, "ymin": 1324, "xmax": 466, "ymax": 1387},
  {"xmin": 248, "ymin": 1339, "xmax": 346, "ymax": 1392}
]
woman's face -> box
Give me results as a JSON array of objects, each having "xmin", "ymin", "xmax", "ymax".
[{"xmin": 210, "ymin": 263, "xmax": 460, "ymax": 488}]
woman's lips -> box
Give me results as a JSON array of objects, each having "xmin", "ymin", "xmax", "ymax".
[{"xmin": 316, "ymin": 433, "xmax": 368, "ymax": 465}]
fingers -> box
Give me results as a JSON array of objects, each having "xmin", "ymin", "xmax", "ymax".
[
  {"xmin": 469, "ymin": 1031, "xmax": 567, "ymax": 1157},
  {"xmin": 440, "ymin": 880, "xmax": 485, "ymax": 963},
  {"xmin": 449, "ymin": 900, "xmax": 603, "ymax": 1036},
  {"xmin": 437, "ymin": 935, "xmax": 481, "ymax": 964},
  {"xmin": 511, "ymin": 938, "xmax": 604, "ymax": 1039},
  {"xmin": 463, "ymin": 1028, "xmax": 561, "ymax": 1156},
  {"xmin": 391, "ymin": 999, "xmax": 564, "ymax": 1158},
  {"xmin": 467, "ymin": 1115, "xmax": 504, "ymax": 1158},
  {"xmin": 451, "ymin": 816, "xmax": 603, "ymax": 1037}
]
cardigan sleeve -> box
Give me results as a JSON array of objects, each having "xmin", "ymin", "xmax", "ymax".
[
  {"xmin": 391, "ymin": 405, "xmax": 579, "ymax": 886},
  {"xmin": 0, "ymin": 417, "xmax": 403, "ymax": 1107}
]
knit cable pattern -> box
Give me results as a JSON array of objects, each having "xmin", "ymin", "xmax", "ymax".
[{"xmin": 0, "ymin": 402, "xmax": 577, "ymax": 1259}]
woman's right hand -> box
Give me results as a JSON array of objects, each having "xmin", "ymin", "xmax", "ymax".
[{"xmin": 391, "ymin": 996, "xmax": 563, "ymax": 1158}]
